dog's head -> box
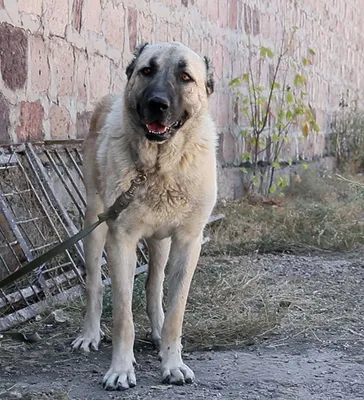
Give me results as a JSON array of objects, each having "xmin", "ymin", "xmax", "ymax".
[{"xmin": 125, "ymin": 42, "xmax": 214, "ymax": 143}]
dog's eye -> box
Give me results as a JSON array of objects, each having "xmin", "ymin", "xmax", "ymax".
[
  {"xmin": 140, "ymin": 67, "xmax": 152, "ymax": 75},
  {"xmin": 181, "ymin": 72, "xmax": 192, "ymax": 82}
]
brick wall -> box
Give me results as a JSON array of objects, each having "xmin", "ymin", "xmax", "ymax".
[{"xmin": 0, "ymin": 0, "xmax": 363, "ymax": 197}]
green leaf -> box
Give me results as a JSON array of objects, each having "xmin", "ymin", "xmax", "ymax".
[
  {"xmin": 242, "ymin": 152, "xmax": 251, "ymax": 161},
  {"xmin": 241, "ymin": 167, "xmax": 248, "ymax": 174},
  {"xmin": 240, "ymin": 107, "xmax": 249, "ymax": 116},
  {"xmin": 309, "ymin": 48, "xmax": 316, "ymax": 56},
  {"xmin": 312, "ymin": 121, "xmax": 320, "ymax": 133},
  {"xmin": 242, "ymin": 73, "xmax": 250, "ymax": 82},
  {"xmin": 260, "ymin": 47, "xmax": 268, "ymax": 57},
  {"xmin": 286, "ymin": 110, "xmax": 293, "ymax": 121},
  {"xmin": 288, "ymin": 157, "xmax": 293, "ymax": 166},
  {"xmin": 229, "ymin": 77, "xmax": 241, "ymax": 87},
  {"xmin": 295, "ymin": 107, "xmax": 305, "ymax": 115},
  {"xmin": 271, "ymin": 82, "xmax": 280, "ymax": 90},
  {"xmin": 301, "ymin": 163, "xmax": 308, "ymax": 170},
  {"xmin": 242, "ymin": 98, "xmax": 250, "ymax": 105},
  {"xmin": 272, "ymin": 161, "xmax": 281, "ymax": 170},
  {"xmin": 272, "ymin": 133, "xmax": 280, "ymax": 141},
  {"xmin": 269, "ymin": 183, "xmax": 277, "ymax": 194},
  {"xmin": 277, "ymin": 175, "xmax": 289, "ymax": 188},
  {"xmin": 286, "ymin": 92, "xmax": 294, "ymax": 103},
  {"xmin": 302, "ymin": 57, "xmax": 312, "ymax": 66},
  {"xmin": 266, "ymin": 48, "xmax": 274, "ymax": 58},
  {"xmin": 294, "ymin": 73, "xmax": 307, "ymax": 87},
  {"xmin": 241, "ymin": 129, "xmax": 249, "ymax": 137},
  {"xmin": 276, "ymin": 121, "xmax": 284, "ymax": 130}
]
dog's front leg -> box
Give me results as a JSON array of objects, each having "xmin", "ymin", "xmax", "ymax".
[
  {"xmin": 102, "ymin": 226, "xmax": 137, "ymax": 391},
  {"xmin": 159, "ymin": 231, "xmax": 202, "ymax": 385}
]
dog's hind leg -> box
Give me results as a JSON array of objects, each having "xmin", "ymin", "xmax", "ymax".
[
  {"xmin": 145, "ymin": 237, "xmax": 171, "ymax": 350},
  {"xmin": 72, "ymin": 193, "xmax": 107, "ymax": 352}
]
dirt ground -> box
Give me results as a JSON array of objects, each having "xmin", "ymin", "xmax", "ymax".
[{"xmin": 1, "ymin": 251, "xmax": 364, "ymax": 399}]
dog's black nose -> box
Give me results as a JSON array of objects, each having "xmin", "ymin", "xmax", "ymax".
[{"xmin": 148, "ymin": 96, "xmax": 170, "ymax": 112}]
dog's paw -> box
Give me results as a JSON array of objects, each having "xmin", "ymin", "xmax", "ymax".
[
  {"xmin": 71, "ymin": 329, "xmax": 104, "ymax": 353},
  {"xmin": 102, "ymin": 365, "xmax": 136, "ymax": 391},
  {"xmin": 161, "ymin": 359, "xmax": 194, "ymax": 385}
]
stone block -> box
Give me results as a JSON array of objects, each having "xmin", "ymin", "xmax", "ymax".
[
  {"xmin": 104, "ymin": 2, "xmax": 125, "ymax": 49},
  {"xmin": 221, "ymin": 131, "xmax": 238, "ymax": 164},
  {"xmin": 43, "ymin": 0, "xmax": 68, "ymax": 36},
  {"xmin": 29, "ymin": 35, "xmax": 49, "ymax": 93},
  {"xmin": 169, "ymin": 23, "xmax": 182, "ymax": 42},
  {"xmin": 155, "ymin": 21, "xmax": 168, "ymax": 43},
  {"xmin": 84, "ymin": 0, "xmax": 101, "ymax": 32},
  {"xmin": 72, "ymin": 0, "xmax": 84, "ymax": 33},
  {"xmin": 139, "ymin": 14, "xmax": 153, "ymax": 44},
  {"xmin": 217, "ymin": 93, "xmax": 231, "ymax": 128},
  {"xmin": 243, "ymin": 3, "xmax": 252, "ymax": 34},
  {"xmin": 217, "ymin": 167, "xmax": 244, "ymax": 199},
  {"xmin": 18, "ymin": 0, "xmax": 42, "ymax": 15},
  {"xmin": 128, "ymin": 8, "xmax": 138, "ymax": 52},
  {"xmin": 16, "ymin": 101, "xmax": 44, "ymax": 142},
  {"xmin": 50, "ymin": 106, "xmax": 70, "ymax": 139},
  {"xmin": 218, "ymin": 0, "xmax": 229, "ymax": 27},
  {"xmin": 50, "ymin": 38, "xmax": 74, "ymax": 97},
  {"xmin": 0, "ymin": 23, "xmax": 28, "ymax": 90},
  {"xmin": 0, "ymin": 93, "xmax": 10, "ymax": 144},
  {"xmin": 208, "ymin": 0, "xmax": 218, "ymax": 22},
  {"xmin": 214, "ymin": 42, "xmax": 223, "ymax": 79},
  {"xmin": 187, "ymin": 29, "xmax": 201, "ymax": 53},
  {"xmin": 229, "ymin": 0, "xmax": 238, "ymax": 29},
  {"xmin": 196, "ymin": 0, "xmax": 208, "ymax": 18},
  {"xmin": 88, "ymin": 55, "xmax": 110, "ymax": 103},
  {"xmin": 252, "ymin": 7, "xmax": 260, "ymax": 35},
  {"xmin": 74, "ymin": 49, "xmax": 88, "ymax": 103}
]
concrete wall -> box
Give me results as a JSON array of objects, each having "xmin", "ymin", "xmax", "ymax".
[{"xmin": 0, "ymin": 0, "xmax": 363, "ymax": 197}]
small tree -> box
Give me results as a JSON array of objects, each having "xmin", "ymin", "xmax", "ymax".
[{"xmin": 229, "ymin": 27, "xmax": 319, "ymax": 196}]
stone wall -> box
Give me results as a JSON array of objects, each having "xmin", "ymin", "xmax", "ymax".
[{"xmin": 0, "ymin": 0, "xmax": 363, "ymax": 198}]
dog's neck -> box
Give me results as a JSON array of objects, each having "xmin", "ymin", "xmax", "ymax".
[
  {"xmin": 127, "ymin": 116, "xmax": 209, "ymax": 175},
  {"xmin": 128, "ymin": 132, "xmax": 186, "ymax": 174}
]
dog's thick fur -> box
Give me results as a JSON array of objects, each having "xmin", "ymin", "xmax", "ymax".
[{"xmin": 72, "ymin": 42, "xmax": 217, "ymax": 390}]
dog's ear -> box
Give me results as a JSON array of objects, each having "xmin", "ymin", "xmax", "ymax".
[
  {"xmin": 203, "ymin": 56, "xmax": 214, "ymax": 96},
  {"xmin": 126, "ymin": 43, "xmax": 149, "ymax": 80}
]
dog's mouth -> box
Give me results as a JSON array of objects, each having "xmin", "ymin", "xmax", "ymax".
[{"xmin": 145, "ymin": 120, "xmax": 184, "ymax": 142}]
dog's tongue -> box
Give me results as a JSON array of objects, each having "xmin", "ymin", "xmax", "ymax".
[{"xmin": 146, "ymin": 122, "xmax": 168, "ymax": 133}]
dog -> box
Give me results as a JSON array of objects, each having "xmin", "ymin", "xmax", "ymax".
[{"xmin": 72, "ymin": 42, "xmax": 217, "ymax": 391}]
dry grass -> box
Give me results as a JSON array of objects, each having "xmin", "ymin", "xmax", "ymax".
[
  {"xmin": 204, "ymin": 169, "xmax": 364, "ymax": 256},
  {"xmin": 1, "ymin": 252, "xmax": 287, "ymax": 352},
  {"xmin": 129, "ymin": 257, "xmax": 289, "ymax": 351}
]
